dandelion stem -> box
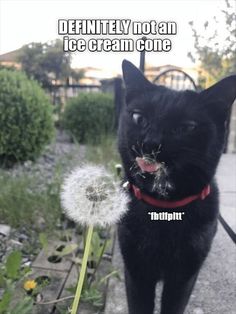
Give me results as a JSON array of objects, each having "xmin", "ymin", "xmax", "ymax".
[{"xmin": 71, "ymin": 225, "xmax": 94, "ymax": 314}]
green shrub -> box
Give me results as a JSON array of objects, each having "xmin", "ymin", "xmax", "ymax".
[
  {"xmin": 62, "ymin": 92, "xmax": 114, "ymax": 143},
  {"xmin": 0, "ymin": 69, "xmax": 54, "ymax": 165}
]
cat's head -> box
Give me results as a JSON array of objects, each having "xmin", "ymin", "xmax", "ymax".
[{"xmin": 118, "ymin": 60, "xmax": 236, "ymax": 199}]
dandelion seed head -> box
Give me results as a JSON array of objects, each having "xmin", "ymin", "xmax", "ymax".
[{"xmin": 60, "ymin": 165, "xmax": 129, "ymax": 227}]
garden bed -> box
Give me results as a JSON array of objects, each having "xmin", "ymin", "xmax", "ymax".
[{"xmin": 0, "ymin": 130, "xmax": 120, "ymax": 314}]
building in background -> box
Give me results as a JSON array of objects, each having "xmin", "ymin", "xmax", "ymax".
[{"xmin": 0, "ymin": 49, "xmax": 22, "ymax": 69}]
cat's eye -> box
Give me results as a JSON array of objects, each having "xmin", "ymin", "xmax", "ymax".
[
  {"xmin": 132, "ymin": 112, "xmax": 148, "ymax": 127},
  {"xmin": 173, "ymin": 121, "xmax": 197, "ymax": 135}
]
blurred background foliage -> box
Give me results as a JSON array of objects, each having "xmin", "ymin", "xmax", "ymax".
[
  {"xmin": 188, "ymin": 0, "xmax": 236, "ymax": 88},
  {"xmin": 18, "ymin": 39, "xmax": 84, "ymax": 87}
]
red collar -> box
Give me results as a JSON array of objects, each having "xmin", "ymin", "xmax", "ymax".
[{"xmin": 126, "ymin": 182, "xmax": 210, "ymax": 208}]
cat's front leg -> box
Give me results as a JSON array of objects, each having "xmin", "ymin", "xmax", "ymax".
[
  {"xmin": 160, "ymin": 270, "xmax": 199, "ymax": 314},
  {"xmin": 124, "ymin": 266, "xmax": 156, "ymax": 314}
]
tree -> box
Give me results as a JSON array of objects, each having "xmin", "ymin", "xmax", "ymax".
[
  {"xmin": 41, "ymin": 39, "xmax": 71, "ymax": 82},
  {"xmin": 18, "ymin": 39, "xmax": 83, "ymax": 87},
  {"xmin": 188, "ymin": 0, "xmax": 236, "ymax": 88},
  {"xmin": 19, "ymin": 42, "xmax": 49, "ymax": 86}
]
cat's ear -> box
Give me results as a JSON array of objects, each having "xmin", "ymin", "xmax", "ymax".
[
  {"xmin": 122, "ymin": 60, "xmax": 153, "ymax": 101},
  {"xmin": 200, "ymin": 75, "xmax": 236, "ymax": 124}
]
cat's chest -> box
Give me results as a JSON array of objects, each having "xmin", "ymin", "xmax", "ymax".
[
  {"xmin": 121, "ymin": 199, "xmax": 206, "ymax": 253},
  {"xmin": 118, "ymin": 195, "xmax": 218, "ymax": 277},
  {"xmin": 130, "ymin": 215, "xmax": 188, "ymax": 254},
  {"xmin": 119, "ymin": 187, "xmax": 218, "ymax": 262}
]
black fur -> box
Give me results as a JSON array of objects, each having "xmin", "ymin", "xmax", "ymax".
[{"xmin": 118, "ymin": 60, "xmax": 236, "ymax": 314}]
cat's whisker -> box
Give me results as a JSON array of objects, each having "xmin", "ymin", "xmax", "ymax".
[
  {"xmin": 151, "ymin": 147, "xmax": 161, "ymax": 159},
  {"xmin": 151, "ymin": 149, "xmax": 157, "ymax": 159},
  {"xmin": 131, "ymin": 166, "xmax": 146, "ymax": 179},
  {"xmin": 130, "ymin": 162, "xmax": 139, "ymax": 171},
  {"xmin": 140, "ymin": 142, "xmax": 145, "ymax": 157},
  {"xmin": 143, "ymin": 154, "xmax": 155, "ymax": 163},
  {"xmin": 131, "ymin": 145, "xmax": 142, "ymax": 157},
  {"xmin": 137, "ymin": 172, "xmax": 146, "ymax": 179},
  {"xmin": 137, "ymin": 141, "xmax": 144, "ymax": 157}
]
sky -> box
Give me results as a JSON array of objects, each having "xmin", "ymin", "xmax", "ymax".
[{"xmin": 0, "ymin": 0, "xmax": 234, "ymax": 76}]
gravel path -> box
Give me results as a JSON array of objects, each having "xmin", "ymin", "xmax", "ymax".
[{"xmin": 6, "ymin": 130, "xmax": 86, "ymax": 185}]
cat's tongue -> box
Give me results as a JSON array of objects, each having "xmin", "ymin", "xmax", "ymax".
[{"xmin": 136, "ymin": 157, "xmax": 161, "ymax": 173}]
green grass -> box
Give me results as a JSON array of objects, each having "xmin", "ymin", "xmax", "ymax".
[
  {"xmin": 0, "ymin": 135, "xmax": 120, "ymax": 310},
  {"xmin": 85, "ymin": 135, "xmax": 121, "ymax": 173},
  {"xmin": 0, "ymin": 135, "xmax": 120, "ymax": 231},
  {"xmin": 0, "ymin": 170, "xmax": 61, "ymax": 230}
]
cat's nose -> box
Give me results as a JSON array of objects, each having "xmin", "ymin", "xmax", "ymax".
[{"xmin": 143, "ymin": 134, "xmax": 162, "ymax": 153}]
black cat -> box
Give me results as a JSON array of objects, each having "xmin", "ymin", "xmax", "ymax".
[{"xmin": 118, "ymin": 60, "xmax": 236, "ymax": 314}]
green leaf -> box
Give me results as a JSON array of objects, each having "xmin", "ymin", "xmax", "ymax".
[
  {"xmin": 55, "ymin": 244, "xmax": 78, "ymax": 257},
  {"xmin": 103, "ymin": 239, "xmax": 111, "ymax": 253},
  {"xmin": 0, "ymin": 291, "xmax": 12, "ymax": 313},
  {"xmin": 89, "ymin": 231, "xmax": 103, "ymax": 262},
  {"xmin": 5, "ymin": 251, "xmax": 22, "ymax": 280},
  {"xmin": 39, "ymin": 233, "xmax": 48, "ymax": 251},
  {"xmin": 99, "ymin": 269, "xmax": 120, "ymax": 285},
  {"xmin": 71, "ymin": 257, "xmax": 82, "ymax": 265},
  {"xmin": 81, "ymin": 285, "xmax": 103, "ymax": 308}
]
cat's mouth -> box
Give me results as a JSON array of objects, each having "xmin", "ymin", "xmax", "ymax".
[
  {"xmin": 132, "ymin": 156, "xmax": 173, "ymax": 197},
  {"xmin": 136, "ymin": 157, "xmax": 162, "ymax": 173}
]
